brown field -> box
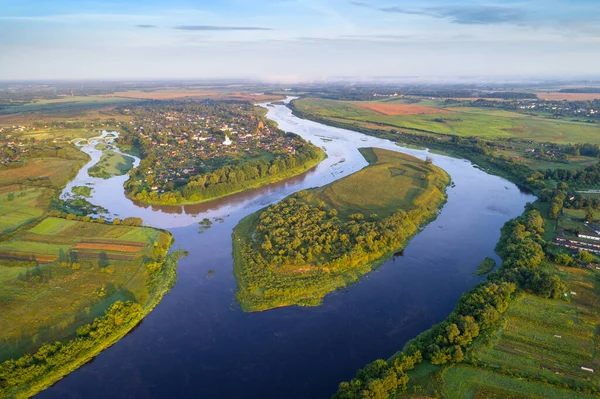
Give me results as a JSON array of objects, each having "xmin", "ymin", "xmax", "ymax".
[
  {"xmin": 79, "ymin": 238, "xmax": 146, "ymax": 247},
  {"xmin": 19, "ymin": 233, "xmax": 76, "ymax": 245},
  {"xmin": 0, "ymin": 250, "xmax": 57, "ymax": 263},
  {"xmin": 355, "ymin": 103, "xmax": 451, "ymax": 115},
  {"xmin": 0, "ymin": 157, "xmax": 84, "ymax": 188},
  {"xmin": 73, "ymin": 242, "xmax": 143, "ymax": 253},
  {"xmin": 71, "ymin": 250, "xmax": 138, "ymax": 261},
  {"xmin": 107, "ymin": 89, "xmax": 283, "ymax": 102},
  {"xmin": 536, "ymin": 92, "xmax": 600, "ymax": 101}
]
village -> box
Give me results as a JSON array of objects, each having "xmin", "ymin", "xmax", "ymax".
[
  {"xmin": 118, "ymin": 102, "xmax": 310, "ymax": 193},
  {"xmin": 469, "ymin": 98, "xmax": 600, "ymax": 120}
]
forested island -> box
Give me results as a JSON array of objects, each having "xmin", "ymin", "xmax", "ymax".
[
  {"xmin": 117, "ymin": 102, "xmax": 325, "ymax": 205},
  {"xmin": 233, "ymin": 148, "xmax": 450, "ymax": 311}
]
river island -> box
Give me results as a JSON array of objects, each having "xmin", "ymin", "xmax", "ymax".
[{"xmin": 233, "ymin": 147, "xmax": 450, "ymax": 311}]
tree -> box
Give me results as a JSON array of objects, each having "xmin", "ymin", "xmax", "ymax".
[
  {"xmin": 578, "ymin": 250, "xmax": 595, "ymax": 263},
  {"xmin": 586, "ymin": 208, "xmax": 595, "ymax": 223}
]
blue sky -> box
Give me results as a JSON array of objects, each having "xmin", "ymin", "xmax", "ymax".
[{"xmin": 1, "ymin": 0, "xmax": 599, "ymax": 81}]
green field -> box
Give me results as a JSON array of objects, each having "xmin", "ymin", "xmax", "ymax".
[
  {"xmin": 293, "ymin": 98, "xmax": 600, "ymax": 144},
  {"xmin": 0, "ymin": 96, "xmax": 139, "ymax": 116},
  {"xmin": 233, "ymin": 148, "xmax": 450, "ymax": 311},
  {"xmin": 88, "ymin": 149, "xmax": 134, "ymax": 178},
  {"xmin": 470, "ymin": 265, "xmax": 600, "ymax": 390},
  {"xmin": 440, "ymin": 365, "xmax": 598, "ymax": 399},
  {"xmin": 0, "ymin": 187, "xmax": 50, "ymax": 234},
  {"xmin": 0, "ymin": 217, "xmax": 169, "ymax": 362},
  {"xmin": 0, "ymin": 144, "xmax": 89, "ymax": 236},
  {"xmin": 402, "ymin": 264, "xmax": 600, "ymax": 399},
  {"xmin": 301, "ymin": 148, "xmax": 442, "ymax": 219}
]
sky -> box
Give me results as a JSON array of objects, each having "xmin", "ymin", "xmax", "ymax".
[{"xmin": 1, "ymin": 0, "xmax": 599, "ymax": 81}]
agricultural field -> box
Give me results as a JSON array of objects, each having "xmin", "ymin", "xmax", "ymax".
[
  {"xmin": 355, "ymin": 102, "xmax": 450, "ymax": 116},
  {"xmin": 0, "ymin": 144, "xmax": 89, "ymax": 234},
  {"xmin": 402, "ymin": 264, "xmax": 600, "ymax": 399},
  {"xmin": 108, "ymin": 88, "xmax": 283, "ymax": 102},
  {"xmin": 292, "ymin": 98, "xmax": 600, "ymax": 145},
  {"xmin": 0, "ymin": 156, "xmax": 85, "ymax": 189},
  {"xmin": 470, "ymin": 265, "xmax": 600, "ymax": 389},
  {"xmin": 0, "ymin": 217, "xmax": 170, "ymax": 362},
  {"xmin": 439, "ymin": 366, "xmax": 598, "ymax": 399},
  {"xmin": 0, "ymin": 95, "xmax": 138, "ymax": 116}
]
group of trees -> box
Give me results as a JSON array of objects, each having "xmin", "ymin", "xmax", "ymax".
[
  {"xmin": 250, "ymin": 193, "xmax": 427, "ymax": 268},
  {"xmin": 544, "ymin": 162, "xmax": 600, "ymax": 187},
  {"xmin": 333, "ymin": 209, "xmax": 568, "ymax": 398}
]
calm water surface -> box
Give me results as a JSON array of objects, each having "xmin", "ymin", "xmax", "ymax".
[{"xmin": 40, "ymin": 99, "xmax": 535, "ymax": 399}]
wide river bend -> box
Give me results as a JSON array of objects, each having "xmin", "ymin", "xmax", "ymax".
[{"xmin": 40, "ymin": 99, "xmax": 534, "ymax": 399}]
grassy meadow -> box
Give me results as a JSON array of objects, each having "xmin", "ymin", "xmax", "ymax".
[
  {"xmin": 293, "ymin": 98, "xmax": 600, "ymax": 145},
  {"xmin": 88, "ymin": 149, "xmax": 135, "ymax": 178},
  {"xmin": 0, "ymin": 144, "xmax": 89, "ymax": 235},
  {"xmin": 301, "ymin": 148, "xmax": 445, "ymax": 219}
]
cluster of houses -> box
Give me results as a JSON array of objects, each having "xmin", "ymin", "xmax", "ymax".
[
  {"xmin": 555, "ymin": 226, "xmax": 600, "ymax": 255},
  {"xmin": 472, "ymin": 99, "xmax": 600, "ymax": 120},
  {"xmin": 123, "ymin": 104, "xmax": 305, "ymax": 190},
  {"xmin": 0, "ymin": 134, "xmax": 30, "ymax": 166}
]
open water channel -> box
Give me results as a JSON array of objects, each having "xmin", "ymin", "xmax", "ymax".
[{"xmin": 40, "ymin": 98, "xmax": 535, "ymax": 399}]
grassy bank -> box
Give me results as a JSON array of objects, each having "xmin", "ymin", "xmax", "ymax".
[{"xmin": 232, "ymin": 148, "xmax": 450, "ymax": 311}]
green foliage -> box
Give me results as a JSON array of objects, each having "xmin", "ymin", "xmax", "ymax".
[{"xmin": 473, "ymin": 257, "xmax": 496, "ymax": 276}]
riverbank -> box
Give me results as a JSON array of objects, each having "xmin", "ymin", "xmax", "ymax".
[{"xmin": 233, "ymin": 148, "xmax": 450, "ymax": 312}]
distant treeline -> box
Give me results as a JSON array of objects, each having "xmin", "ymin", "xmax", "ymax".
[
  {"xmin": 559, "ymin": 88, "xmax": 600, "ymax": 93},
  {"xmin": 294, "ymin": 88, "xmax": 537, "ymax": 101}
]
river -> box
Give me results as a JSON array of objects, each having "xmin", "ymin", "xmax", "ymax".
[{"xmin": 39, "ymin": 98, "xmax": 535, "ymax": 399}]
